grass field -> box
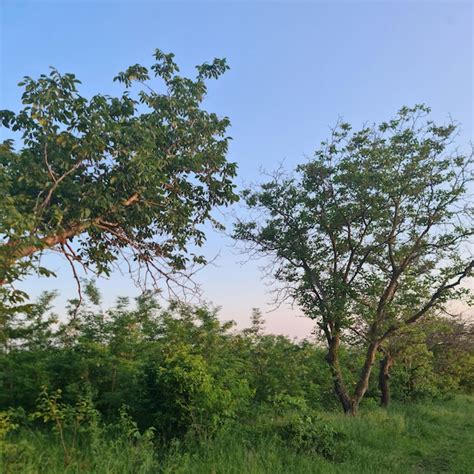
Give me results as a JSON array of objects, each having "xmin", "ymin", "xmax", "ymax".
[{"xmin": 2, "ymin": 396, "xmax": 473, "ymax": 473}]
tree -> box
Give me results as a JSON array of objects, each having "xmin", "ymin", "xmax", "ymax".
[
  {"xmin": 234, "ymin": 105, "xmax": 473, "ymax": 414},
  {"xmin": 0, "ymin": 49, "xmax": 238, "ymax": 309},
  {"xmin": 378, "ymin": 314, "xmax": 474, "ymax": 406},
  {"xmin": 377, "ymin": 321, "xmax": 431, "ymax": 408}
]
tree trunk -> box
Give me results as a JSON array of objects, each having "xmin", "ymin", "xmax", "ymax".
[
  {"xmin": 378, "ymin": 353, "xmax": 394, "ymax": 408},
  {"xmin": 351, "ymin": 340, "xmax": 380, "ymax": 415},
  {"xmin": 325, "ymin": 334, "xmax": 353, "ymax": 414}
]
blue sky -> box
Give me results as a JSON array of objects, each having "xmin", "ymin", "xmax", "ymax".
[{"xmin": 1, "ymin": 1, "xmax": 472, "ymax": 337}]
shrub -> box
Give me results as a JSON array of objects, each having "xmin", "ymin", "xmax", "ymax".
[{"xmin": 277, "ymin": 412, "xmax": 343, "ymax": 460}]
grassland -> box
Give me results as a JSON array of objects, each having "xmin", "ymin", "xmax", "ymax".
[{"xmin": 2, "ymin": 396, "xmax": 473, "ymax": 473}]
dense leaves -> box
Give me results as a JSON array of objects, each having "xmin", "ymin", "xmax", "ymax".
[
  {"xmin": 0, "ymin": 49, "xmax": 238, "ymax": 309},
  {"xmin": 0, "ymin": 288, "xmax": 472, "ymax": 470},
  {"xmin": 1, "ymin": 289, "xmax": 472, "ymax": 433}
]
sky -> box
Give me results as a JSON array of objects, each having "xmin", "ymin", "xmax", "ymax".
[{"xmin": 1, "ymin": 0, "xmax": 473, "ymax": 338}]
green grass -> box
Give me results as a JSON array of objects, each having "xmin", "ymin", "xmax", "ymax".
[
  {"xmin": 325, "ymin": 395, "xmax": 474, "ymax": 473},
  {"xmin": 2, "ymin": 396, "xmax": 474, "ymax": 473}
]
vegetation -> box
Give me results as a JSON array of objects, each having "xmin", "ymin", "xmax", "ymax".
[
  {"xmin": 0, "ymin": 49, "xmax": 237, "ymax": 310},
  {"xmin": 1, "ymin": 289, "xmax": 473, "ymax": 472},
  {"xmin": 234, "ymin": 105, "xmax": 473, "ymax": 414},
  {"xmin": 2, "ymin": 396, "xmax": 473, "ymax": 473},
  {"xmin": 1, "ymin": 55, "xmax": 473, "ymax": 471}
]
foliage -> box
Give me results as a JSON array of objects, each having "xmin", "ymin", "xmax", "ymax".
[
  {"xmin": 32, "ymin": 387, "xmax": 101, "ymax": 465},
  {"xmin": 0, "ymin": 49, "xmax": 238, "ymax": 311},
  {"xmin": 2, "ymin": 288, "xmax": 472, "ymax": 440},
  {"xmin": 0, "ymin": 287, "xmax": 473, "ymax": 471},
  {"xmin": 2, "ymin": 396, "xmax": 474, "ymax": 473},
  {"xmin": 234, "ymin": 105, "xmax": 473, "ymax": 413},
  {"xmin": 268, "ymin": 393, "xmax": 344, "ymax": 460},
  {"xmin": 385, "ymin": 316, "xmax": 474, "ymax": 401},
  {"xmin": 1, "ymin": 46, "xmax": 472, "ymax": 470},
  {"xmin": 0, "ymin": 410, "xmax": 20, "ymax": 462},
  {"xmin": 145, "ymin": 342, "xmax": 251, "ymax": 438}
]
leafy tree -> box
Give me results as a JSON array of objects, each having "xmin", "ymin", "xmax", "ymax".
[
  {"xmin": 381, "ymin": 315, "xmax": 474, "ymax": 405},
  {"xmin": 0, "ymin": 49, "xmax": 238, "ymax": 309},
  {"xmin": 378, "ymin": 323, "xmax": 436, "ymax": 406},
  {"xmin": 1, "ymin": 291, "xmax": 57, "ymax": 353},
  {"xmin": 138, "ymin": 302, "xmax": 253, "ymax": 437},
  {"xmin": 234, "ymin": 105, "xmax": 473, "ymax": 414},
  {"xmin": 426, "ymin": 317, "xmax": 474, "ymax": 394}
]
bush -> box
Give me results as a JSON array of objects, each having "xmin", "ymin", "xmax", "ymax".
[
  {"xmin": 249, "ymin": 393, "xmax": 347, "ymax": 460},
  {"xmin": 144, "ymin": 343, "xmax": 252, "ymax": 439},
  {"xmin": 278, "ymin": 412, "xmax": 342, "ymax": 459}
]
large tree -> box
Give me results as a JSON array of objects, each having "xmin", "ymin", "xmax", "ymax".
[
  {"xmin": 0, "ymin": 49, "xmax": 237, "ymax": 309},
  {"xmin": 234, "ymin": 105, "xmax": 473, "ymax": 415}
]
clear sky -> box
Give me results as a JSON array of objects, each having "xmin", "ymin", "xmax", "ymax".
[{"xmin": 1, "ymin": 0, "xmax": 472, "ymax": 337}]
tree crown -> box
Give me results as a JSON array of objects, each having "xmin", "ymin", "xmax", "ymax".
[
  {"xmin": 1, "ymin": 49, "xmax": 238, "ymax": 305},
  {"xmin": 235, "ymin": 105, "xmax": 473, "ymax": 339}
]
